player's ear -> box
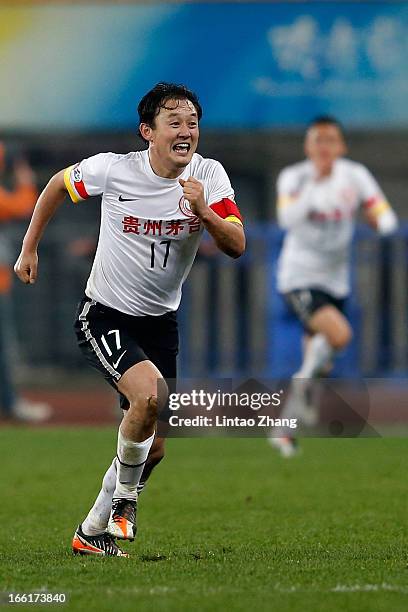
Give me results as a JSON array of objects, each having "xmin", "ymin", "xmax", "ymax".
[{"xmin": 140, "ymin": 123, "xmax": 153, "ymax": 143}]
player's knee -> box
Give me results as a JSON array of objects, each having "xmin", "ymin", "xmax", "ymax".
[
  {"xmin": 331, "ymin": 325, "xmax": 353, "ymax": 350},
  {"xmin": 126, "ymin": 392, "xmax": 158, "ymax": 426},
  {"xmin": 143, "ymin": 394, "xmax": 159, "ymax": 428},
  {"xmin": 157, "ymin": 378, "xmax": 169, "ymax": 409},
  {"xmin": 147, "ymin": 394, "xmax": 159, "ymax": 419}
]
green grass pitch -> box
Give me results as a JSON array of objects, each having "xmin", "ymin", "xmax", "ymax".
[{"xmin": 0, "ymin": 428, "xmax": 407, "ymax": 611}]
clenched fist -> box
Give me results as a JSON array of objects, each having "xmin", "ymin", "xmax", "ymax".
[
  {"xmin": 14, "ymin": 250, "xmax": 38, "ymax": 285},
  {"xmin": 179, "ymin": 177, "xmax": 206, "ymax": 218}
]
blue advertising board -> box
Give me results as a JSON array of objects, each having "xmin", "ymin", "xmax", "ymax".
[{"xmin": 1, "ymin": 2, "xmax": 407, "ymax": 129}]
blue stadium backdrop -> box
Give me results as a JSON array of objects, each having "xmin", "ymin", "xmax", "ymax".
[{"xmin": 1, "ymin": 2, "xmax": 408, "ymax": 130}]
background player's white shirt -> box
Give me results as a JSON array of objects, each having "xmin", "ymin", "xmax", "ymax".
[
  {"xmin": 276, "ymin": 158, "xmax": 397, "ymax": 297},
  {"xmin": 65, "ymin": 150, "xmax": 234, "ymax": 315}
]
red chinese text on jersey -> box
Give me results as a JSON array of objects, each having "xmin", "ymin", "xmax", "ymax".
[{"xmin": 122, "ymin": 217, "xmax": 202, "ymax": 236}]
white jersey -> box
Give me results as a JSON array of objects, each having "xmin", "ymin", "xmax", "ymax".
[
  {"xmin": 64, "ymin": 150, "xmax": 235, "ymax": 315},
  {"xmin": 276, "ymin": 158, "xmax": 397, "ymax": 297}
]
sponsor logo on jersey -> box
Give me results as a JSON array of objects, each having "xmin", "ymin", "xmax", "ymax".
[{"xmin": 178, "ymin": 196, "xmax": 196, "ymax": 218}]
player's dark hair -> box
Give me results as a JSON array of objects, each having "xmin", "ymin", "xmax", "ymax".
[
  {"xmin": 138, "ymin": 82, "xmax": 202, "ymax": 143},
  {"xmin": 308, "ymin": 115, "xmax": 344, "ymax": 134}
]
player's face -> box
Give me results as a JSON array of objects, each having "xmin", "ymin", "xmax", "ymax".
[
  {"xmin": 304, "ymin": 124, "xmax": 346, "ymax": 176},
  {"xmin": 141, "ymin": 99, "xmax": 199, "ymax": 178}
]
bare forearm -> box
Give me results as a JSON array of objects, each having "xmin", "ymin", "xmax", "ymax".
[
  {"xmin": 15, "ymin": 171, "xmax": 68, "ymax": 285},
  {"xmin": 22, "ymin": 171, "xmax": 67, "ymax": 251},
  {"xmin": 199, "ymin": 208, "xmax": 245, "ymax": 258}
]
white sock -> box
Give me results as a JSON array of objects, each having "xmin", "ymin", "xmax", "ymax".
[
  {"xmin": 295, "ymin": 333, "xmax": 333, "ymax": 379},
  {"xmin": 82, "ymin": 458, "xmax": 117, "ymax": 536},
  {"xmin": 113, "ymin": 429, "xmax": 155, "ymax": 501},
  {"xmin": 271, "ymin": 335, "xmax": 332, "ymax": 439}
]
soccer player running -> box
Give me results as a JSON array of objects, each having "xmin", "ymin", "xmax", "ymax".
[
  {"xmin": 14, "ymin": 83, "xmax": 245, "ymax": 556},
  {"xmin": 270, "ymin": 116, "xmax": 398, "ymax": 457}
]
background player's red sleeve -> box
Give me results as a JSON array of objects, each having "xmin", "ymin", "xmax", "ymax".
[{"xmin": 209, "ymin": 198, "xmax": 243, "ymax": 222}]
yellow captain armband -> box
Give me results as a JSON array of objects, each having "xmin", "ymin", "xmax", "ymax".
[
  {"xmin": 63, "ymin": 166, "xmax": 81, "ymax": 203},
  {"xmin": 63, "ymin": 163, "xmax": 90, "ymax": 203},
  {"xmin": 225, "ymin": 215, "xmax": 243, "ymax": 226},
  {"xmin": 370, "ymin": 200, "xmax": 391, "ymax": 218}
]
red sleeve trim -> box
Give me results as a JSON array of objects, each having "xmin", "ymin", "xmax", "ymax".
[
  {"xmin": 209, "ymin": 198, "xmax": 243, "ymax": 222},
  {"xmin": 363, "ymin": 196, "xmax": 379, "ymax": 209},
  {"xmin": 363, "ymin": 195, "xmax": 385, "ymax": 208},
  {"xmin": 74, "ymin": 178, "xmax": 89, "ymax": 199}
]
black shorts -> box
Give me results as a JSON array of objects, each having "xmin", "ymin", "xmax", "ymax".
[
  {"xmin": 74, "ymin": 297, "xmax": 178, "ymax": 411},
  {"xmin": 283, "ymin": 288, "xmax": 347, "ymax": 331}
]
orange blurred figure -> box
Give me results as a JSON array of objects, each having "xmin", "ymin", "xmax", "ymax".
[{"xmin": 0, "ymin": 142, "xmax": 51, "ymax": 421}]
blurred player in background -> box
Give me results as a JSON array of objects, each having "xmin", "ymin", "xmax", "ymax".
[
  {"xmin": 0, "ymin": 141, "xmax": 51, "ymax": 422},
  {"xmin": 270, "ymin": 116, "xmax": 398, "ymax": 457},
  {"xmin": 15, "ymin": 83, "xmax": 245, "ymax": 556}
]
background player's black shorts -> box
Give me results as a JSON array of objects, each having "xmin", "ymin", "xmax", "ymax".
[
  {"xmin": 74, "ymin": 297, "xmax": 178, "ymax": 412},
  {"xmin": 283, "ymin": 288, "xmax": 347, "ymax": 331}
]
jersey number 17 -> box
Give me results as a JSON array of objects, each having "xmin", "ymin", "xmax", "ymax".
[{"xmin": 150, "ymin": 240, "xmax": 171, "ymax": 269}]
